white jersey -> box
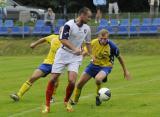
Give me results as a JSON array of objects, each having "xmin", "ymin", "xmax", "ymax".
[{"xmin": 60, "ymin": 19, "xmax": 91, "ymax": 52}]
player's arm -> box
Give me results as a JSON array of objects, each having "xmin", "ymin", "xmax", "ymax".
[
  {"xmin": 117, "ymin": 55, "xmax": 131, "ymax": 80},
  {"xmin": 110, "ymin": 40, "xmax": 131, "ymax": 80},
  {"xmin": 83, "ymin": 27, "xmax": 96, "ymax": 60},
  {"xmin": 30, "ymin": 37, "xmax": 46, "ymax": 49},
  {"xmin": 60, "ymin": 25, "xmax": 81, "ymax": 55}
]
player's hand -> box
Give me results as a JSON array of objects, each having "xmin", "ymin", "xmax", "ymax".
[
  {"xmin": 73, "ymin": 48, "xmax": 82, "ymax": 55},
  {"xmin": 124, "ymin": 70, "xmax": 131, "ymax": 80},
  {"xmin": 91, "ymin": 55, "xmax": 96, "ymax": 62},
  {"xmin": 30, "ymin": 43, "xmax": 36, "ymax": 49}
]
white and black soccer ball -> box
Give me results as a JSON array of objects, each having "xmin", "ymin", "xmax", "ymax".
[{"xmin": 98, "ymin": 88, "xmax": 111, "ymax": 101}]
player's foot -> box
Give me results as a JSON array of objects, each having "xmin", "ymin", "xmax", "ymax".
[
  {"xmin": 64, "ymin": 101, "xmax": 68, "ymax": 107},
  {"xmin": 10, "ymin": 93, "xmax": 20, "ymax": 101},
  {"xmin": 66, "ymin": 102, "xmax": 74, "ymax": 112},
  {"xmin": 42, "ymin": 105, "xmax": 50, "ymax": 114},
  {"xmin": 96, "ymin": 96, "xmax": 102, "ymax": 106},
  {"xmin": 69, "ymin": 99, "xmax": 77, "ymax": 105},
  {"xmin": 50, "ymin": 97, "xmax": 55, "ymax": 103}
]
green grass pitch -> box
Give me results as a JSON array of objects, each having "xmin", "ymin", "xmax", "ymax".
[{"xmin": 0, "ymin": 55, "xmax": 160, "ymax": 117}]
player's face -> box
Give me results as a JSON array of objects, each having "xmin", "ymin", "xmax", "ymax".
[
  {"xmin": 82, "ymin": 11, "xmax": 92, "ymax": 24},
  {"xmin": 98, "ymin": 34, "xmax": 109, "ymax": 45}
]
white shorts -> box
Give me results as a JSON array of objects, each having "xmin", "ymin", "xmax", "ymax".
[
  {"xmin": 51, "ymin": 48, "xmax": 82, "ymax": 74},
  {"xmin": 109, "ymin": 2, "xmax": 119, "ymax": 14}
]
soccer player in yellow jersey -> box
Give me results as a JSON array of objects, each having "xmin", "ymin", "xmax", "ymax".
[
  {"xmin": 71, "ymin": 29, "xmax": 131, "ymax": 106},
  {"xmin": 10, "ymin": 34, "xmax": 61, "ymax": 102}
]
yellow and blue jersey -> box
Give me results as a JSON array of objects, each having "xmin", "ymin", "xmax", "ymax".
[
  {"xmin": 90, "ymin": 38, "xmax": 120, "ymax": 67},
  {"xmin": 43, "ymin": 34, "xmax": 61, "ymax": 64}
]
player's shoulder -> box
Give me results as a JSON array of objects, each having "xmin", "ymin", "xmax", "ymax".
[
  {"xmin": 65, "ymin": 19, "xmax": 74, "ymax": 26},
  {"xmin": 108, "ymin": 39, "xmax": 118, "ymax": 49},
  {"xmin": 91, "ymin": 38, "xmax": 99, "ymax": 44}
]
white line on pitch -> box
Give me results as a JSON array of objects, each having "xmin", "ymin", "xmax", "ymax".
[{"xmin": 8, "ymin": 77, "xmax": 160, "ymax": 117}]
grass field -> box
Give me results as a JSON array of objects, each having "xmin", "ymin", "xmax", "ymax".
[
  {"xmin": 0, "ymin": 55, "xmax": 160, "ymax": 117},
  {"xmin": 0, "ymin": 38, "xmax": 160, "ymax": 117}
]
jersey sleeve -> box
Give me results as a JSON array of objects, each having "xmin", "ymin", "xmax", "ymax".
[
  {"xmin": 45, "ymin": 35, "xmax": 54, "ymax": 44},
  {"xmin": 109, "ymin": 40, "xmax": 120, "ymax": 57},
  {"xmin": 60, "ymin": 24, "xmax": 71, "ymax": 40},
  {"xmin": 84, "ymin": 27, "xmax": 91, "ymax": 43}
]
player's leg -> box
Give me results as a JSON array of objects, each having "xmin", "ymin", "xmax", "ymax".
[
  {"xmin": 63, "ymin": 71, "xmax": 77, "ymax": 112},
  {"xmin": 95, "ymin": 71, "xmax": 108, "ymax": 106},
  {"xmin": 114, "ymin": 2, "xmax": 120, "ymax": 24},
  {"xmin": 72, "ymin": 72, "xmax": 91, "ymax": 104},
  {"xmin": 50, "ymin": 78, "xmax": 59, "ymax": 103},
  {"xmin": 43, "ymin": 73, "xmax": 61, "ymax": 113},
  {"xmin": 95, "ymin": 71, "xmax": 108, "ymax": 94},
  {"xmin": 43, "ymin": 62, "xmax": 65, "ymax": 113},
  {"xmin": 108, "ymin": 3, "xmax": 113, "ymax": 24},
  {"xmin": 95, "ymin": 7, "xmax": 101, "ymax": 23},
  {"xmin": 63, "ymin": 62, "xmax": 80, "ymax": 112},
  {"xmin": 10, "ymin": 69, "xmax": 45, "ymax": 101},
  {"xmin": 95, "ymin": 67, "xmax": 112, "ymax": 106}
]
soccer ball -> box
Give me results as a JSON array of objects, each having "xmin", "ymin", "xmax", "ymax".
[{"xmin": 98, "ymin": 88, "xmax": 111, "ymax": 101}]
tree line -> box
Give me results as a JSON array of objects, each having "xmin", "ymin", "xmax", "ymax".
[{"xmin": 15, "ymin": 0, "xmax": 150, "ymax": 13}]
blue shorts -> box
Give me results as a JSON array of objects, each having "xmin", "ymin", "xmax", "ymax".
[
  {"xmin": 38, "ymin": 64, "xmax": 52, "ymax": 77},
  {"xmin": 84, "ymin": 63, "xmax": 112, "ymax": 78}
]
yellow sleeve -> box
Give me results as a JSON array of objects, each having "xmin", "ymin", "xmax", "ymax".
[
  {"xmin": 44, "ymin": 34, "xmax": 58, "ymax": 44},
  {"xmin": 83, "ymin": 38, "xmax": 97, "ymax": 52}
]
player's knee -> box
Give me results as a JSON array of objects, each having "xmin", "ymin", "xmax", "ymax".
[
  {"xmin": 50, "ymin": 78, "xmax": 57, "ymax": 84},
  {"xmin": 76, "ymin": 82, "xmax": 83, "ymax": 89},
  {"xmin": 95, "ymin": 78, "xmax": 102, "ymax": 85},
  {"xmin": 50, "ymin": 73, "xmax": 60, "ymax": 83},
  {"xmin": 69, "ymin": 80, "xmax": 76, "ymax": 86},
  {"xmin": 29, "ymin": 76, "xmax": 39, "ymax": 83}
]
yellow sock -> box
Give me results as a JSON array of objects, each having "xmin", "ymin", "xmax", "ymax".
[
  {"xmin": 96, "ymin": 84, "xmax": 101, "ymax": 95},
  {"xmin": 17, "ymin": 80, "xmax": 32, "ymax": 98},
  {"xmin": 73, "ymin": 87, "xmax": 82, "ymax": 103}
]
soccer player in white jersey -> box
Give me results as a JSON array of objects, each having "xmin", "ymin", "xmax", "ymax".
[{"xmin": 42, "ymin": 7, "xmax": 92, "ymax": 113}]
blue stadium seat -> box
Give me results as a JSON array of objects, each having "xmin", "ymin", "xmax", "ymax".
[
  {"xmin": 148, "ymin": 26, "xmax": 158, "ymax": 34},
  {"xmin": 0, "ymin": 20, "xmax": 3, "ymax": 27},
  {"xmin": 152, "ymin": 18, "xmax": 160, "ymax": 26},
  {"xmin": 32, "ymin": 27, "xmax": 42, "ymax": 35},
  {"xmin": 139, "ymin": 26, "xmax": 149, "ymax": 34},
  {"xmin": 35, "ymin": 20, "xmax": 45, "ymax": 27},
  {"xmin": 142, "ymin": 18, "xmax": 152, "ymax": 26},
  {"xmin": 4, "ymin": 20, "xmax": 14, "ymax": 27},
  {"xmin": 106, "ymin": 26, "xmax": 116, "ymax": 35},
  {"xmin": 129, "ymin": 26, "xmax": 138, "ymax": 35},
  {"xmin": 53, "ymin": 19, "xmax": 66, "ymax": 35},
  {"xmin": 56, "ymin": 19, "xmax": 66, "ymax": 27},
  {"xmin": 42, "ymin": 26, "xmax": 51, "ymax": 35},
  {"xmin": 96, "ymin": 26, "xmax": 106, "ymax": 34},
  {"xmin": 54, "ymin": 26, "xmax": 60, "ymax": 34},
  {"xmin": 131, "ymin": 19, "xmax": 140, "ymax": 26},
  {"xmin": 110, "ymin": 19, "xmax": 119, "ymax": 26},
  {"xmin": 0, "ymin": 27, "xmax": 8, "ymax": 35},
  {"xmin": 120, "ymin": 19, "xmax": 129, "ymax": 26},
  {"xmin": 99, "ymin": 18, "xmax": 108, "ymax": 27},
  {"xmin": 11, "ymin": 26, "xmax": 22, "ymax": 35},
  {"xmin": 22, "ymin": 26, "xmax": 31, "ymax": 35},
  {"xmin": 117, "ymin": 26, "xmax": 128, "ymax": 35}
]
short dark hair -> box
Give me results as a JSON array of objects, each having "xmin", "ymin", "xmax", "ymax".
[{"xmin": 78, "ymin": 7, "xmax": 91, "ymax": 16}]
